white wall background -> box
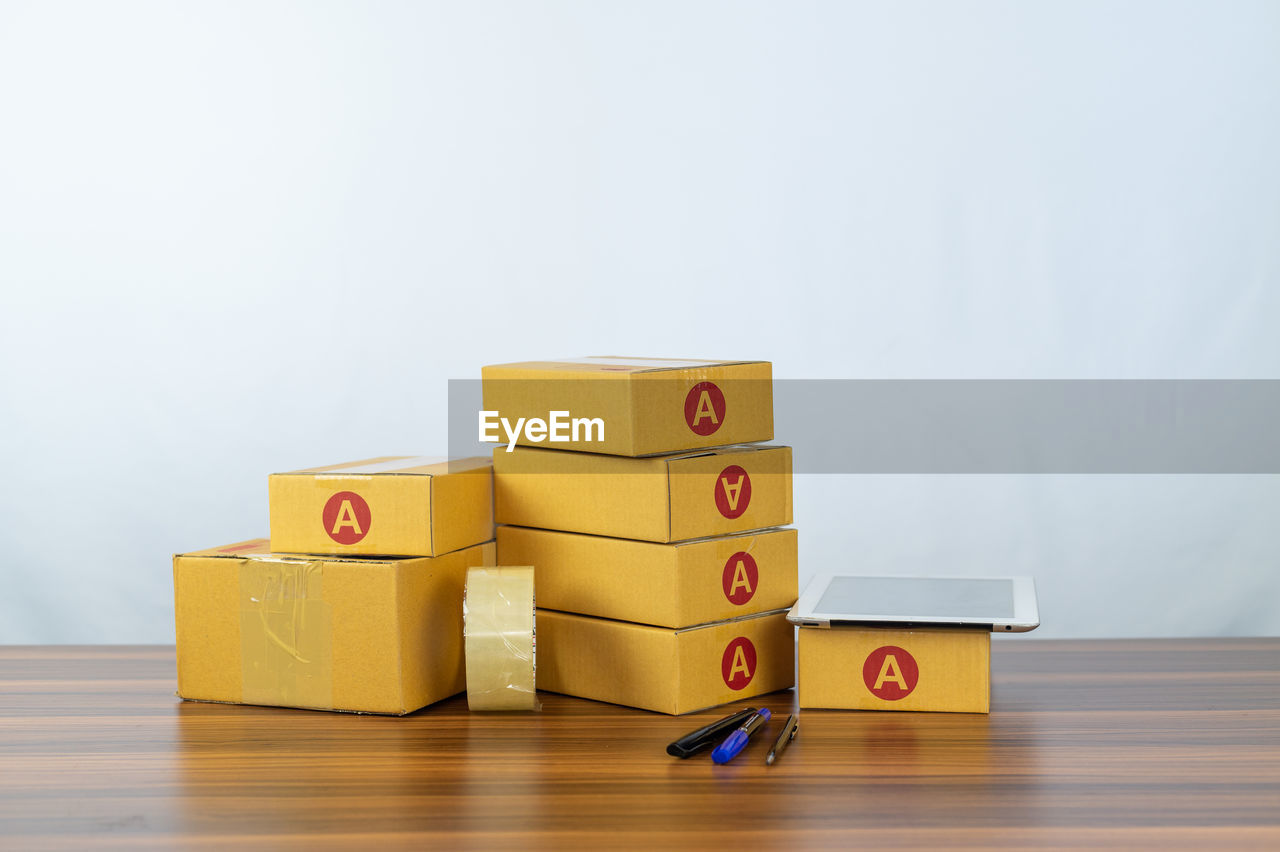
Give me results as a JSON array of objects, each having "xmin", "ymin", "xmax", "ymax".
[{"xmin": 1, "ymin": 1, "xmax": 1277, "ymax": 643}]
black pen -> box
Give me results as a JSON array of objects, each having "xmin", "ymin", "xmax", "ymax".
[
  {"xmin": 666, "ymin": 708, "xmax": 758, "ymax": 758},
  {"xmin": 765, "ymin": 712, "xmax": 798, "ymax": 765}
]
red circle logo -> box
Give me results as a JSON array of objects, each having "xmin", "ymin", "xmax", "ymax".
[
  {"xmin": 721, "ymin": 552, "xmax": 759, "ymax": 605},
  {"xmin": 862, "ymin": 646, "xmax": 919, "ymax": 700},
  {"xmin": 684, "ymin": 381, "xmax": 726, "ymax": 436},
  {"xmin": 322, "ymin": 491, "xmax": 371, "ymax": 545},
  {"xmin": 721, "ymin": 637, "xmax": 757, "ymax": 690},
  {"xmin": 714, "ymin": 465, "xmax": 751, "ymax": 519}
]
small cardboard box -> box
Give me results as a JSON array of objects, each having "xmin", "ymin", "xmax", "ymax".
[
  {"xmin": 481, "ymin": 357, "xmax": 772, "ymax": 456},
  {"xmin": 537, "ymin": 609, "xmax": 795, "ymax": 715},
  {"xmin": 497, "ymin": 525, "xmax": 798, "ymax": 628},
  {"xmin": 173, "ymin": 538, "xmax": 496, "ymax": 715},
  {"xmin": 269, "ymin": 456, "xmax": 494, "ymax": 557},
  {"xmin": 798, "ymin": 625, "xmax": 991, "ymax": 713},
  {"xmin": 493, "ymin": 444, "xmax": 792, "ymax": 542}
]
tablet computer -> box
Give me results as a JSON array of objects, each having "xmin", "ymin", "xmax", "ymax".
[{"xmin": 788, "ymin": 574, "xmax": 1039, "ymax": 632}]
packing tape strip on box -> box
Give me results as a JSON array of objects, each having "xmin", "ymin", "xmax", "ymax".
[
  {"xmin": 463, "ymin": 565, "xmax": 538, "ymax": 711},
  {"xmin": 240, "ymin": 559, "xmax": 334, "ymax": 710}
]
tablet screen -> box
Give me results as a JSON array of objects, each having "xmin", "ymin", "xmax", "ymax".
[{"xmin": 815, "ymin": 577, "xmax": 1015, "ymax": 619}]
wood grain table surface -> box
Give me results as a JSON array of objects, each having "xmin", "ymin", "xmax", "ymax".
[{"xmin": 1, "ymin": 640, "xmax": 1277, "ymax": 850}]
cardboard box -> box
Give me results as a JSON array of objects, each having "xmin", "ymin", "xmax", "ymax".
[
  {"xmin": 493, "ymin": 444, "xmax": 792, "ymax": 542},
  {"xmin": 537, "ymin": 609, "xmax": 795, "ymax": 714},
  {"xmin": 497, "ymin": 525, "xmax": 798, "ymax": 628},
  {"xmin": 269, "ymin": 456, "xmax": 494, "ymax": 557},
  {"xmin": 173, "ymin": 538, "xmax": 496, "ymax": 715},
  {"xmin": 481, "ymin": 357, "xmax": 772, "ymax": 456},
  {"xmin": 798, "ymin": 625, "xmax": 990, "ymax": 713}
]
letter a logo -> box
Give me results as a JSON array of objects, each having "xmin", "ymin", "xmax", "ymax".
[
  {"xmin": 721, "ymin": 551, "xmax": 759, "ymax": 605},
  {"xmin": 721, "ymin": 636, "xmax": 757, "ymax": 690},
  {"xmin": 714, "ymin": 464, "xmax": 752, "ymax": 519},
  {"xmin": 322, "ymin": 491, "xmax": 372, "ymax": 545},
  {"xmin": 862, "ymin": 646, "xmax": 919, "ymax": 700},
  {"xmin": 684, "ymin": 381, "xmax": 726, "ymax": 436}
]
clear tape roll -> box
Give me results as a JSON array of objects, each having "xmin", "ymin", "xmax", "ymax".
[{"xmin": 463, "ymin": 565, "xmax": 539, "ymax": 711}]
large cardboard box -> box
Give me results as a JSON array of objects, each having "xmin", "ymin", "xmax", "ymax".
[
  {"xmin": 798, "ymin": 625, "xmax": 991, "ymax": 713},
  {"xmin": 537, "ymin": 609, "xmax": 795, "ymax": 715},
  {"xmin": 481, "ymin": 357, "xmax": 772, "ymax": 456},
  {"xmin": 173, "ymin": 538, "xmax": 496, "ymax": 715},
  {"xmin": 269, "ymin": 456, "xmax": 494, "ymax": 557},
  {"xmin": 493, "ymin": 444, "xmax": 792, "ymax": 542},
  {"xmin": 497, "ymin": 525, "xmax": 798, "ymax": 628}
]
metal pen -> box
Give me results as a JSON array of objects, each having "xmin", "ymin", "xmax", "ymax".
[{"xmin": 765, "ymin": 712, "xmax": 798, "ymax": 765}]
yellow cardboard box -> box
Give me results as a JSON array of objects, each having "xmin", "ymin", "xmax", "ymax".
[
  {"xmin": 497, "ymin": 525, "xmax": 798, "ymax": 628},
  {"xmin": 173, "ymin": 538, "xmax": 496, "ymax": 715},
  {"xmin": 798, "ymin": 625, "xmax": 991, "ymax": 713},
  {"xmin": 481, "ymin": 357, "xmax": 772, "ymax": 456},
  {"xmin": 269, "ymin": 456, "xmax": 494, "ymax": 557},
  {"xmin": 537, "ymin": 609, "xmax": 795, "ymax": 714},
  {"xmin": 493, "ymin": 445, "xmax": 792, "ymax": 542}
]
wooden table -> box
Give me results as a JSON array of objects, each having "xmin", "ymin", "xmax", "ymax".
[{"xmin": 1, "ymin": 641, "xmax": 1277, "ymax": 849}]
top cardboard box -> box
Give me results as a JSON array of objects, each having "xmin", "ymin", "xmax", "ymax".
[
  {"xmin": 481, "ymin": 357, "xmax": 773, "ymax": 456},
  {"xmin": 269, "ymin": 456, "xmax": 494, "ymax": 557}
]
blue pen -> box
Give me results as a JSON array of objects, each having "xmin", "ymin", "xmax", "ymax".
[{"xmin": 711, "ymin": 707, "xmax": 771, "ymax": 764}]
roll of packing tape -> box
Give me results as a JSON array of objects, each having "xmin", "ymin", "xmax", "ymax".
[{"xmin": 463, "ymin": 565, "xmax": 538, "ymax": 711}]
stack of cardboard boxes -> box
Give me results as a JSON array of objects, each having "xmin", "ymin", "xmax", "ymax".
[
  {"xmin": 172, "ymin": 457, "xmax": 496, "ymax": 715},
  {"xmin": 171, "ymin": 356, "xmax": 1003, "ymax": 720},
  {"xmin": 484, "ymin": 357, "xmax": 799, "ymax": 714}
]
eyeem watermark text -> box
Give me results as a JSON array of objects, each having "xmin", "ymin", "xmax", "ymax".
[{"xmin": 478, "ymin": 410, "xmax": 605, "ymax": 452}]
